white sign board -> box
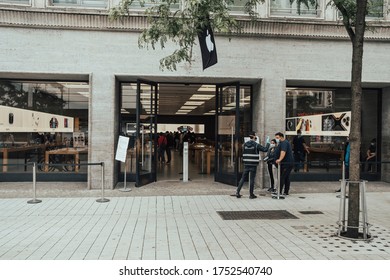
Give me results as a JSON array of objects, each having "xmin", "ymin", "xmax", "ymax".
[{"xmin": 115, "ymin": 136, "xmax": 130, "ymax": 163}]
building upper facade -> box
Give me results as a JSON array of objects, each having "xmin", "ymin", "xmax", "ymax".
[{"xmin": 0, "ymin": 0, "xmax": 389, "ymax": 41}]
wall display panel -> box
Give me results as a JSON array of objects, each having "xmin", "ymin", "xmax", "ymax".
[{"xmin": 0, "ymin": 105, "xmax": 74, "ymax": 133}]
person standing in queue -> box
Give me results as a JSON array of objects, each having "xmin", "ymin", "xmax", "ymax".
[
  {"xmin": 265, "ymin": 139, "xmax": 278, "ymax": 193},
  {"xmin": 274, "ymin": 132, "xmax": 294, "ymax": 196},
  {"xmin": 235, "ymin": 131, "xmax": 270, "ymax": 199}
]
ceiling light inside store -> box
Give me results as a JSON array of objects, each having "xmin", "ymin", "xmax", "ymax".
[
  {"xmin": 197, "ymin": 85, "xmax": 215, "ymax": 92},
  {"xmin": 190, "ymin": 94, "xmax": 215, "ymax": 100},
  {"xmin": 180, "ymin": 106, "xmax": 197, "ymax": 110}
]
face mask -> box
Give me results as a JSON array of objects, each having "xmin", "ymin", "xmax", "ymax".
[
  {"xmin": 270, "ymin": 144, "xmax": 275, "ymax": 148},
  {"xmin": 275, "ymin": 139, "xmax": 280, "ymax": 143}
]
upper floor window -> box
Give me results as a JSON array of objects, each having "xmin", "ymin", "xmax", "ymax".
[
  {"xmin": 270, "ymin": 0, "xmax": 320, "ymax": 17},
  {"xmin": 228, "ymin": 0, "xmax": 249, "ymax": 13},
  {"xmin": 0, "ymin": 0, "xmax": 29, "ymax": 4},
  {"xmin": 128, "ymin": 0, "xmax": 180, "ymax": 10},
  {"xmin": 51, "ymin": 0, "xmax": 108, "ymax": 8},
  {"xmin": 367, "ymin": 0, "xmax": 384, "ymax": 18}
]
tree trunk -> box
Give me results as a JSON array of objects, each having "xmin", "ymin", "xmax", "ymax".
[{"xmin": 346, "ymin": 0, "xmax": 368, "ymax": 239}]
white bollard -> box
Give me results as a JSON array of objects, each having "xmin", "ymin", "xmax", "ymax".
[{"xmin": 183, "ymin": 142, "xmax": 189, "ymax": 182}]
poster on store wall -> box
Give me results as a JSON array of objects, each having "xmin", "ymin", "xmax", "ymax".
[
  {"xmin": 0, "ymin": 105, "xmax": 74, "ymax": 133},
  {"xmin": 73, "ymin": 132, "xmax": 85, "ymax": 148},
  {"xmin": 218, "ymin": 115, "xmax": 235, "ymax": 135},
  {"xmin": 285, "ymin": 111, "xmax": 351, "ymax": 136}
]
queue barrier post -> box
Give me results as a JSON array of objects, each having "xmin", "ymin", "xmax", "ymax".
[
  {"xmin": 27, "ymin": 162, "xmax": 42, "ymax": 204},
  {"xmin": 272, "ymin": 163, "xmax": 285, "ymax": 200},
  {"xmin": 119, "ymin": 158, "xmax": 131, "ymax": 192},
  {"xmin": 96, "ymin": 162, "xmax": 110, "ymax": 203}
]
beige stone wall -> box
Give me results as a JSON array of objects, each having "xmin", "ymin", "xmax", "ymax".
[{"xmin": 1, "ymin": 13, "xmax": 390, "ymax": 187}]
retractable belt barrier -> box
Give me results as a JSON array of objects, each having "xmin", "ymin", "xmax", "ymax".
[{"xmin": 0, "ymin": 162, "xmax": 107, "ymax": 204}]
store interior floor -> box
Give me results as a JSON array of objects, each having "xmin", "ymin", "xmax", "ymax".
[{"xmin": 156, "ymin": 149, "xmax": 213, "ymax": 182}]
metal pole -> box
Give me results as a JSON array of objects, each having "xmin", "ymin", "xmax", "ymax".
[
  {"xmin": 141, "ymin": 125, "xmax": 144, "ymax": 167},
  {"xmin": 27, "ymin": 162, "xmax": 42, "ymax": 204},
  {"xmin": 360, "ymin": 181, "xmax": 369, "ymax": 239},
  {"xmin": 148, "ymin": 140, "xmax": 152, "ymax": 172},
  {"xmin": 230, "ymin": 126, "xmax": 234, "ymax": 168},
  {"xmin": 96, "ymin": 162, "xmax": 109, "ymax": 203},
  {"xmin": 199, "ymin": 148, "xmax": 206, "ymax": 174},
  {"xmin": 338, "ymin": 161, "xmax": 346, "ymax": 234},
  {"xmin": 119, "ymin": 158, "xmax": 131, "ymax": 192},
  {"xmin": 272, "ymin": 163, "xmax": 284, "ymax": 200},
  {"xmin": 341, "ymin": 161, "xmax": 347, "ymax": 232}
]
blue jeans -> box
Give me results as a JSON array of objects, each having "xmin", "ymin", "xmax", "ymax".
[{"xmin": 236, "ymin": 165, "xmax": 257, "ymax": 196}]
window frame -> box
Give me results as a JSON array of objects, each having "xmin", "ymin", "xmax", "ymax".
[
  {"xmin": 268, "ymin": 0, "xmax": 325, "ymax": 20},
  {"xmin": 48, "ymin": 0, "xmax": 109, "ymax": 10}
]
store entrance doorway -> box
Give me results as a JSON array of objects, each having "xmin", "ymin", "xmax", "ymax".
[{"xmin": 118, "ymin": 81, "xmax": 253, "ymax": 187}]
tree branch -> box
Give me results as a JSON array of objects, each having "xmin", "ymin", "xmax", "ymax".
[{"xmin": 333, "ymin": 0, "xmax": 356, "ymax": 41}]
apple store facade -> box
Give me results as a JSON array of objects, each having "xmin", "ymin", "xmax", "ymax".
[{"xmin": 1, "ymin": 2, "xmax": 390, "ymax": 189}]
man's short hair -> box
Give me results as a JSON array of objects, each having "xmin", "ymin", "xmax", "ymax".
[
  {"xmin": 275, "ymin": 132, "xmax": 284, "ymax": 138},
  {"xmin": 249, "ymin": 131, "xmax": 256, "ymax": 137}
]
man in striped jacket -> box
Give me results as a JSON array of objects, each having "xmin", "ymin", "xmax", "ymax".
[{"xmin": 236, "ymin": 131, "xmax": 270, "ymax": 199}]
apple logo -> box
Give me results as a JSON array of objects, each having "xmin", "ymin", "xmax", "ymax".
[{"xmin": 205, "ymin": 30, "xmax": 214, "ymax": 52}]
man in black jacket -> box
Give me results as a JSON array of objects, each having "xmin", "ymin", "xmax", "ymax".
[{"xmin": 236, "ymin": 131, "xmax": 270, "ymax": 199}]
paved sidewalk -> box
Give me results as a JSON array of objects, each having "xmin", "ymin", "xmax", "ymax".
[{"xmin": 0, "ymin": 181, "xmax": 390, "ymax": 260}]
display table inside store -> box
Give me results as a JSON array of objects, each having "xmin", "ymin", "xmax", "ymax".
[
  {"xmin": 0, "ymin": 144, "xmax": 49, "ymax": 172},
  {"xmin": 307, "ymin": 146, "xmax": 343, "ymax": 171},
  {"xmin": 44, "ymin": 147, "xmax": 88, "ymax": 172}
]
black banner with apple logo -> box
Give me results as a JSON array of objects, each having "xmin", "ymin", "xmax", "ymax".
[{"xmin": 198, "ymin": 20, "xmax": 218, "ymax": 70}]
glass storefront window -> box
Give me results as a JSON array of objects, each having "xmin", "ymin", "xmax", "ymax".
[
  {"xmin": 270, "ymin": 0, "xmax": 319, "ymax": 17},
  {"xmin": 286, "ymin": 87, "xmax": 380, "ymax": 179},
  {"xmin": 238, "ymin": 86, "xmax": 252, "ymax": 172},
  {"xmin": 51, "ymin": 0, "xmax": 108, "ymax": 8},
  {"xmin": 0, "ymin": 80, "xmax": 89, "ymax": 179}
]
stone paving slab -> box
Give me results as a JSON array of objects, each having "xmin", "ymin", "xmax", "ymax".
[{"xmin": 0, "ymin": 191, "xmax": 390, "ymax": 260}]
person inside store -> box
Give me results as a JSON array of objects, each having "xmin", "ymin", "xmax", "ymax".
[
  {"xmin": 365, "ymin": 138, "xmax": 377, "ymax": 173},
  {"xmin": 292, "ymin": 129, "xmax": 310, "ymax": 172},
  {"xmin": 275, "ymin": 132, "xmax": 294, "ymax": 196},
  {"xmin": 165, "ymin": 131, "xmax": 174, "ymax": 164},
  {"xmin": 264, "ymin": 139, "xmax": 278, "ymax": 193},
  {"xmin": 235, "ymin": 131, "xmax": 270, "ymax": 199},
  {"xmin": 157, "ymin": 132, "xmax": 167, "ymax": 163}
]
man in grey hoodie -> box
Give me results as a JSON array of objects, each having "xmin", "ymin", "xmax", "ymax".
[{"xmin": 236, "ymin": 131, "xmax": 270, "ymax": 199}]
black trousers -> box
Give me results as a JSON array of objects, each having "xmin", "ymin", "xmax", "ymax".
[
  {"xmin": 166, "ymin": 146, "xmax": 172, "ymax": 162},
  {"xmin": 267, "ymin": 163, "xmax": 275, "ymax": 188},
  {"xmin": 236, "ymin": 165, "xmax": 257, "ymax": 196},
  {"xmin": 279, "ymin": 165, "xmax": 293, "ymax": 194}
]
